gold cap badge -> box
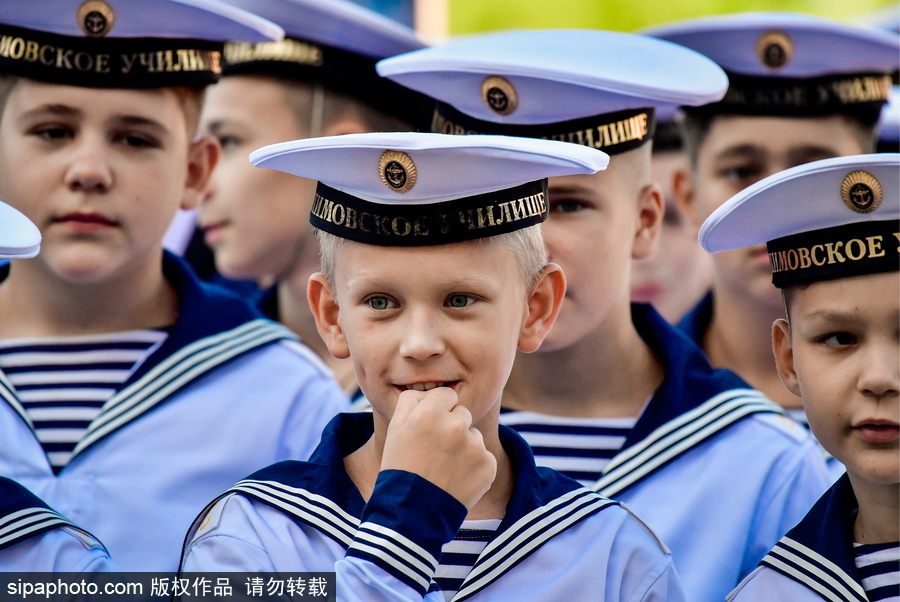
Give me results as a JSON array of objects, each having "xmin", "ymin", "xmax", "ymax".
[
  {"xmin": 378, "ymin": 150, "xmax": 417, "ymax": 194},
  {"xmin": 78, "ymin": 0, "xmax": 115, "ymax": 38},
  {"xmin": 841, "ymin": 171, "xmax": 882, "ymax": 214},
  {"xmin": 482, "ymin": 76, "xmax": 518, "ymax": 116},
  {"xmin": 756, "ymin": 30, "xmax": 793, "ymax": 70}
]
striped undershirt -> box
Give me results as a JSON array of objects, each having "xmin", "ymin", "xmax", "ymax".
[
  {"xmin": 854, "ymin": 542, "xmax": 900, "ymax": 602},
  {"xmin": 434, "ymin": 519, "xmax": 500, "ymax": 601},
  {"xmin": 0, "ymin": 330, "xmax": 168, "ymax": 474},
  {"xmin": 499, "ymin": 410, "xmax": 636, "ymax": 487}
]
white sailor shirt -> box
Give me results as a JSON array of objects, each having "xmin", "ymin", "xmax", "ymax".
[
  {"xmin": 0, "ymin": 477, "xmax": 117, "ymax": 571},
  {"xmin": 503, "ymin": 304, "xmax": 831, "ymax": 602},
  {"xmin": 679, "ymin": 293, "xmax": 846, "ymax": 480},
  {"xmin": 0, "ymin": 253, "xmax": 348, "ymax": 571},
  {"xmin": 729, "ymin": 473, "xmax": 899, "ymax": 602},
  {"xmin": 181, "ymin": 413, "xmax": 685, "ymax": 602}
]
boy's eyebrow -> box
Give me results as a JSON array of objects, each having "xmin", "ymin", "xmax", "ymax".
[
  {"xmin": 111, "ymin": 115, "xmax": 170, "ymax": 136},
  {"xmin": 713, "ymin": 144, "xmax": 764, "ymax": 161},
  {"xmin": 548, "ymin": 183, "xmax": 593, "ymax": 195},
  {"xmin": 786, "ymin": 145, "xmax": 839, "ymax": 165},
  {"xmin": 18, "ymin": 104, "xmax": 82, "ymax": 122}
]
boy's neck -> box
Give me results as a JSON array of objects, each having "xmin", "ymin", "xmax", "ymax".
[
  {"xmin": 848, "ymin": 472, "xmax": 900, "ymax": 544},
  {"xmin": 704, "ymin": 283, "xmax": 802, "ymax": 409},
  {"xmin": 276, "ymin": 274, "xmax": 358, "ymax": 395},
  {"xmin": 345, "ymin": 412, "xmax": 515, "ymax": 521},
  {"xmin": 504, "ymin": 301, "xmax": 663, "ymax": 418},
  {"xmin": 0, "ymin": 252, "xmax": 177, "ymax": 337}
]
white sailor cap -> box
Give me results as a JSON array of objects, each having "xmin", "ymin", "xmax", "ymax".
[
  {"xmin": 251, "ymin": 132, "xmax": 610, "ymax": 246},
  {"xmin": 877, "ymin": 86, "xmax": 900, "ymax": 152},
  {"xmin": 216, "ymin": 0, "xmax": 431, "ymax": 127},
  {"xmin": 0, "ymin": 200, "xmax": 40, "ymax": 259},
  {"xmin": 644, "ymin": 12, "xmax": 900, "ymax": 120},
  {"xmin": 0, "ymin": 0, "xmax": 283, "ymax": 88},
  {"xmin": 376, "ymin": 29, "xmax": 727, "ymax": 155},
  {"xmin": 700, "ymin": 153, "xmax": 899, "ymax": 288}
]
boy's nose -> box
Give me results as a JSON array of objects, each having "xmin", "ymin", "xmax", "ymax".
[
  {"xmin": 65, "ymin": 137, "xmax": 112, "ymax": 194},
  {"xmin": 858, "ymin": 339, "xmax": 900, "ymax": 400},
  {"xmin": 399, "ymin": 310, "xmax": 446, "ymax": 362}
]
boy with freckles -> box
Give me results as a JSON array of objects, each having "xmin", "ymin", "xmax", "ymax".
[
  {"xmin": 705, "ymin": 154, "xmax": 899, "ymax": 602},
  {"xmin": 378, "ymin": 28, "xmax": 831, "ymax": 602},
  {"xmin": 0, "ymin": 0, "xmax": 346, "ymax": 571},
  {"xmin": 181, "ymin": 132, "xmax": 685, "ymax": 602}
]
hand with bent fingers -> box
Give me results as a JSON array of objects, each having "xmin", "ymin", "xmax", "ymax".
[{"xmin": 381, "ymin": 388, "xmax": 497, "ymax": 510}]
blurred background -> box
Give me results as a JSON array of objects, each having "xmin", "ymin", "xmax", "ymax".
[{"xmin": 350, "ymin": 0, "xmax": 898, "ymax": 39}]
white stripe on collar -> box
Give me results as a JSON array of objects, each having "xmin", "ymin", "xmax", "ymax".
[
  {"xmin": 762, "ymin": 537, "xmax": 868, "ymax": 602},
  {"xmin": 0, "ymin": 507, "xmax": 73, "ymax": 550},
  {"xmin": 454, "ymin": 488, "xmax": 614, "ymax": 601},
  {"xmin": 594, "ymin": 388, "xmax": 780, "ymax": 497}
]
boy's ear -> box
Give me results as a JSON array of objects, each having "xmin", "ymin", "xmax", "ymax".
[
  {"xmin": 772, "ymin": 319, "xmax": 802, "ymax": 397},
  {"xmin": 180, "ymin": 135, "xmax": 220, "ymax": 211},
  {"xmin": 307, "ymin": 273, "xmax": 350, "ymax": 359},
  {"xmin": 672, "ymin": 166, "xmax": 701, "ymax": 230},
  {"xmin": 632, "ymin": 181, "xmax": 664, "ymax": 260},
  {"xmin": 518, "ymin": 264, "xmax": 566, "ymax": 353}
]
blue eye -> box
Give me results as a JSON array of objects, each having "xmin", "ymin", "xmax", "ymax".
[
  {"xmin": 447, "ymin": 294, "xmax": 474, "ymax": 308},
  {"xmin": 367, "ymin": 296, "xmax": 396, "ymax": 310}
]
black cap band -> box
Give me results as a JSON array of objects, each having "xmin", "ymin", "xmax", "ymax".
[
  {"xmin": 223, "ymin": 38, "xmax": 434, "ymax": 131},
  {"xmin": 690, "ymin": 72, "xmax": 891, "ymax": 122},
  {"xmin": 432, "ymin": 102, "xmax": 656, "ymax": 156},
  {"xmin": 311, "ymin": 180, "xmax": 548, "ymax": 246},
  {"xmin": 0, "ymin": 24, "xmax": 222, "ymax": 88},
  {"xmin": 767, "ymin": 219, "xmax": 900, "ymax": 288}
]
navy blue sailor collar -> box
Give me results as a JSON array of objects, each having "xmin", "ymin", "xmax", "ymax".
[
  {"xmin": 593, "ymin": 304, "xmax": 780, "ymax": 497},
  {"xmin": 0, "ymin": 477, "xmax": 102, "ymax": 553},
  {"xmin": 676, "ymin": 290, "xmax": 714, "ymax": 347},
  {"xmin": 0, "ymin": 251, "xmax": 295, "ymax": 466},
  {"xmin": 759, "ymin": 473, "xmax": 869, "ymax": 601},
  {"xmin": 237, "ymin": 411, "xmax": 591, "ymax": 529}
]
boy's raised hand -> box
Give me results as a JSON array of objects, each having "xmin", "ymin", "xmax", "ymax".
[{"xmin": 382, "ymin": 388, "xmax": 497, "ymax": 510}]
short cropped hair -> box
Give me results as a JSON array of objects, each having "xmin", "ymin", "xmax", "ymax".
[
  {"xmin": 277, "ymin": 76, "xmax": 413, "ymax": 137},
  {"xmin": 317, "ymin": 225, "xmax": 549, "ymax": 293},
  {"xmin": 0, "ymin": 74, "xmax": 206, "ymax": 137},
  {"xmin": 680, "ymin": 110, "xmax": 879, "ymax": 168}
]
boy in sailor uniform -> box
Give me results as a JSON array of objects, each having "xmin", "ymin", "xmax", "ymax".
[
  {"xmin": 193, "ymin": 0, "xmax": 431, "ymax": 403},
  {"xmin": 702, "ymin": 154, "xmax": 899, "ymax": 602},
  {"xmin": 377, "ymin": 30, "xmax": 832, "ymax": 602},
  {"xmin": 646, "ymin": 14, "xmax": 899, "ymax": 479},
  {"xmin": 0, "ymin": 199, "xmax": 114, "ymax": 571},
  {"xmin": 0, "ymin": 0, "xmax": 346, "ymax": 571},
  {"xmin": 181, "ymin": 132, "xmax": 686, "ymax": 602}
]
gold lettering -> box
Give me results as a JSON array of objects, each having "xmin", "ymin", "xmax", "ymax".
[
  {"xmin": 120, "ymin": 53, "xmax": 137, "ymax": 74},
  {"xmin": 413, "ymin": 217, "xmax": 429, "ymax": 236},
  {"xmin": 798, "ymin": 247, "xmax": 811, "ymax": 269},
  {"xmin": 56, "ymin": 47, "xmax": 72, "ymax": 69},
  {"xmin": 787, "ymin": 249, "xmax": 799, "ymax": 270},
  {"xmin": 345, "ymin": 207, "xmax": 358, "ymax": 230},
  {"xmin": 844, "ymin": 238, "xmax": 866, "ymax": 261},
  {"xmin": 8, "ymin": 38, "xmax": 25, "ymax": 60},
  {"xmin": 73, "ymin": 52, "xmax": 93, "ymax": 72},
  {"xmin": 825, "ymin": 242, "xmax": 845, "ymax": 264},
  {"xmin": 331, "ymin": 203, "xmax": 345, "ymax": 226},
  {"xmin": 39, "ymin": 44, "xmax": 53, "ymax": 65},
  {"xmin": 24, "ymin": 40, "xmax": 38, "ymax": 62},
  {"xmin": 768, "ymin": 252, "xmax": 781, "ymax": 272},
  {"xmin": 894, "ymin": 232, "xmax": 900, "ymax": 252},
  {"xmin": 866, "ymin": 236, "xmax": 885, "ymax": 258},
  {"xmin": 359, "ymin": 212, "xmax": 372, "ymax": 233},
  {"xmin": 391, "ymin": 217, "xmax": 411, "ymax": 236},
  {"xmin": 95, "ymin": 53, "xmax": 109, "ymax": 73},
  {"xmin": 811, "ymin": 245, "xmax": 826, "ymax": 266},
  {"xmin": 438, "ymin": 214, "xmax": 452, "ymax": 234},
  {"xmin": 0, "ymin": 36, "xmax": 12, "ymax": 57},
  {"xmin": 476, "ymin": 207, "xmax": 495, "ymax": 229}
]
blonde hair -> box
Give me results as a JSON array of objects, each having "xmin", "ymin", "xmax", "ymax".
[{"xmin": 317, "ymin": 225, "xmax": 549, "ymax": 291}]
